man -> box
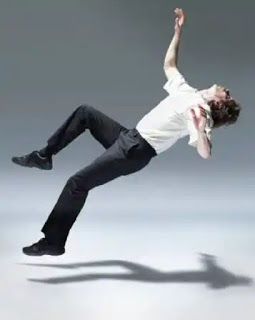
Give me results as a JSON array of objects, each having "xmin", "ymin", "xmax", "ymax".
[{"xmin": 12, "ymin": 8, "xmax": 241, "ymax": 256}]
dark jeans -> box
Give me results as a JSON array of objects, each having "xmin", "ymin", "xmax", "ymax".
[{"xmin": 41, "ymin": 104, "xmax": 157, "ymax": 247}]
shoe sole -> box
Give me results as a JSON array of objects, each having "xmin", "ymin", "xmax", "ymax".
[
  {"xmin": 22, "ymin": 249, "xmax": 65, "ymax": 256},
  {"xmin": 12, "ymin": 157, "xmax": 52, "ymax": 170},
  {"xmin": 12, "ymin": 157, "xmax": 33, "ymax": 168}
]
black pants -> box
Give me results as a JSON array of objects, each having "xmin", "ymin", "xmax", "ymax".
[{"xmin": 41, "ymin": 104, "xmax": 157, "ymax": 247}]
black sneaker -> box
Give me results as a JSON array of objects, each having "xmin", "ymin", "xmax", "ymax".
[
  {"xmin": 23, "ymin": 238, "xmax": 65, "ymax": 256},
  {"xmin": 12, "ymin": 151, "xmax": 53, "ymax": 170}
]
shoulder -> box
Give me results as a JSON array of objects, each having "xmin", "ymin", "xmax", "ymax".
[
  {"xmin": 163, "ymin": 66, "xmax": 182, "ymax": 80},
  {"xmin": 163, "ymin": 70, "xmax": 198, "ymax": 95}
]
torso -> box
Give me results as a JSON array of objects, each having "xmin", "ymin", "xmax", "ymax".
[{"xmin": 135, "ymin": 91, "xmax": 211, "ymax": 154}]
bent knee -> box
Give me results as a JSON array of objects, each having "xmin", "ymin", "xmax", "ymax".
[
  {"xmin": 76, "ymin": 104, "xmax": 95, "ymax": 114},
  {"xmin": 66, "ymin": 176, "xmax": 88, "ymax": 196}
]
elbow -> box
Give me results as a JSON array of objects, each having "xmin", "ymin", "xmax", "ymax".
[
  {"xmin": 201, "ymin": 151, "xmax": 212, "ymax": 160},
  {"xmin": 197, "ymin": 149, "xmax": 212, "ymax": 160},
  {"xmin": 197, "ymin": 142, "xmax": 212, "ymax": 160},
  {"xmin": 203, "ymin": 154, "xmax": 212, "ymax": 160},
  {"xmin": 163, "ymin": 60, "xmax": 176, "ymax": 70}
]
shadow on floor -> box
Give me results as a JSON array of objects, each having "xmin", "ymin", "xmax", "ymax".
[{"xmin": 22, "ymin": 253, "xmax": 253, "ymax": 289}]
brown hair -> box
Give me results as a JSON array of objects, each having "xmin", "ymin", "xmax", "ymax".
[{"xmin": 208, "ymin": 99, "xmax": 242, "ymax": 128}]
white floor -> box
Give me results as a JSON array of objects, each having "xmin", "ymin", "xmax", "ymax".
[{"xmin": 1, "ymin": 211, "xmax": 254, "ymax": 320}]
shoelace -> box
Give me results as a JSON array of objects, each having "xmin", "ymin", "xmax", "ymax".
[{"xmin": 36, "ymin": 238, "xmax": 48, "ymax": 247}]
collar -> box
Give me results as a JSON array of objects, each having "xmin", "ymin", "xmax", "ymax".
[
  {"xmin": 197, "ymin": 88, "xmax": 215, "ymax": 129},
  {"xmin": 206, "ymin": 112, "xmax": 214, "ymax": 129},
  {"xmin": 198, "ymin": 84, "xmax": 217, "ymax": 103}
]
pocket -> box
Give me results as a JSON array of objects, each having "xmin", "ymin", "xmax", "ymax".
[{"xmin": 125, "ymin": 143, "xmax": 140, "ymax": 159}]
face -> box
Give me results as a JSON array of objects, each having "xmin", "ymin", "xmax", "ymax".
[{"xmin": 212, "ymin": 84, "xmax": 231, "ymax": 102}]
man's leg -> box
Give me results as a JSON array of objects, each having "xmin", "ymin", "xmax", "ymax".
[
  {"xmin": 23, "ymin": 140, "xmax": 153, "ymax": 256},
  {"xmin": 12, "ymin": 104, "xmax": 128, "ymax": 169},
  {"xmin": 40, "ymin": 104, "xmax": 128, "ymax": 156}
]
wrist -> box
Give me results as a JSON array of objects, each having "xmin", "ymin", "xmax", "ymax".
[{"xmin": 174, "ymin": 29, "xmax": 182, "ymax": 37}]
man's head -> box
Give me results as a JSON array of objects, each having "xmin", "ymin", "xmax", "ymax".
[
  {"xmin": 209, "ymin": 84, "xmax": 231, "ymax": 102},
  {"xmin": 205, "ymin": 84, "xmax": 241, "ymax": 128}
]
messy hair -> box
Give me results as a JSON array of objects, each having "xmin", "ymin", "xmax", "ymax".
[{"xmin": 208, "ymin": 99, "xmax": 242, "ymax": 128}]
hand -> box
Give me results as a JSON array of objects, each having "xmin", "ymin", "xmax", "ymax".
[
  {"xmin": 191, "ymin": 106, "xmax": 207, "ymax": 132},
  {"xmin": 174, "ymin": 8, "xmax": 186, "ymax": 33}
]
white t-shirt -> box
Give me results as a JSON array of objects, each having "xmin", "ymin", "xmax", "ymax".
[{"xmin": 135, "ymin": 69, "xmax": 213, "ymax": 154}]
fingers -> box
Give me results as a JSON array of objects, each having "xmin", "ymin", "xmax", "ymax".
[
  {"xmin": 191, "ymin": 107, "xmax": 206, "ymax": 119},
  {"xmin": 174, "ymin": 8, "xmax": 183, "ymax": 16},
  {"xmin": 199, "ymin": 106, "xmax": 207, "ymax": 118},
  {"xmin": 190, "ymin": 108, "xmax": 196, "ymax": 119},
  {"xmin": 174, "ymin": 8, "xmax": 186, "ymax": 28}
]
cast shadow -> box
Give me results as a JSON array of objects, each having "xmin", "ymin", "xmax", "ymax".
[{"xmin": 22, "ymin": 253, "xmax": 253, "ymax": 289}]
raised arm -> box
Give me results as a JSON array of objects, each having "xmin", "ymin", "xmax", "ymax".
[{"xmin": 163, "ymin": 8, "xmax": 186, "ymax": 79}]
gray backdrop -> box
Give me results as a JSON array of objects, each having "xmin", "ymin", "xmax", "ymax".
[
  {"xmin": 1, "ymin": 3, "xmax": 255, "ymax": 319},
  {"xmin": 1, "ymin": 0, "xmax": 254, "ymax": 218}
]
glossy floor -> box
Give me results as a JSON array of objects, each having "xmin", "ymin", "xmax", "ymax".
[{"xmin": 1, "ymin": 212, "xmax": 254, "ymax": 320}]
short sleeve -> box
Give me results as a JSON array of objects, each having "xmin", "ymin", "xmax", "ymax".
[
  {"xmin": 187, "ymin": 108, "xmax": 213, "ymax": 148},
  {"xmin": 163, "ymin": 69, "xmax": 197, "ymax": 95}
]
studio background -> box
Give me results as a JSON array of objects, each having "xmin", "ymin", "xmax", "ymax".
[{"xmin": 0, "ymin": 1, "xmax": 254, "ymax": 320}]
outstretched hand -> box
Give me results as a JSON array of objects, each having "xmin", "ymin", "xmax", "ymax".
[
  {"xmin": 191, "ymin": 106, "xmax": 207, "ymax": 132},
  {"xmin": 174, "ymin": 8, "xmax": 186, "ymax": 33}
]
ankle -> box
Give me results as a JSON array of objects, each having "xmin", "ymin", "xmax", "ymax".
[
  {"xmin": 38, "ymin": 147, "xmax": 52, "ymax": 159},
  {"xmin": 44, "ymin": 235, "xmax": 65, "ymax": 248}
]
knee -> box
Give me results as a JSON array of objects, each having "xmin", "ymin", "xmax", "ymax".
[
  {"xmin": 74, "ymin": 105, "xmax": 96, "ymax": 125},
  {"xmin": 76, "ymin": 104, "xmax": 94, "ymax": 115},
  {"xmin": 65, "ymin": 175, "xmax": 88, "ymax": 196}
]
